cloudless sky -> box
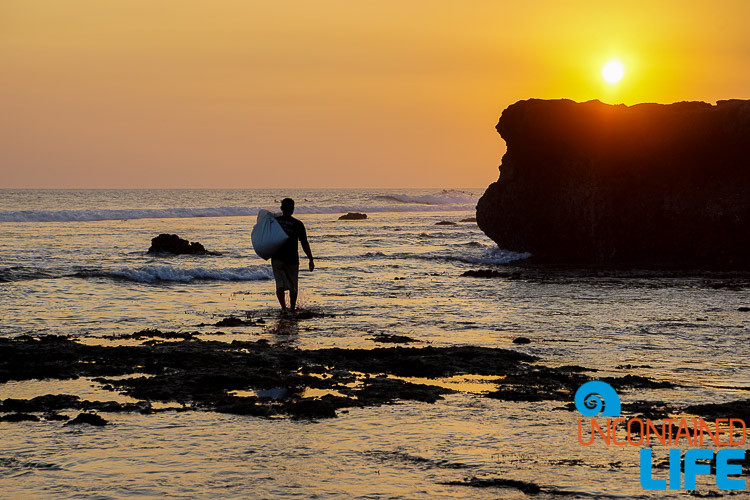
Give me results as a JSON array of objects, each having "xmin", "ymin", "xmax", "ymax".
[{"xmin": 2, "ymin": 1, "xmax": 750, "ymax": 188}]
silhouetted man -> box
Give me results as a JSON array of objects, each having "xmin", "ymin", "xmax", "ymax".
[{"xmin": 272, "ymin": 198, "xmax": 314, "ymax": 314}]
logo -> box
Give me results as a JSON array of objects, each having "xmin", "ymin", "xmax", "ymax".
[
  {"xmin": 573, "ymin": 381, "xmax": 746, "ymax": 491},
  {"xmin": 574, "ymin": 380, "xmax": 621, "ymax": 417}
]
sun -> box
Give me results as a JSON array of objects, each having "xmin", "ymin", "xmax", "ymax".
[{"xmin": 602, "ymin": 60, "xmax": 625, "ymax": 84}]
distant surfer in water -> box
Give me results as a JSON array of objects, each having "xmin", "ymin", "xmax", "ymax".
[{"xmin": 272, "ymin": 198, "xmax": 314, "ymax": 314}]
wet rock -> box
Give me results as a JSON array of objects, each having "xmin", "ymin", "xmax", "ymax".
[
  {"xmin": 357, "ymin": 377, "xmax": 452, "ymax": 405},
  {"xmin": 365, "ymin": 450, "xmax": 470, "ymax": 469},
  {"xmin": 214, "ymin": 397, "xmax": 271, "ymax": 417},
  {"xmin": 738, "ymin": 306, "xmax": 750, "ymax": 312},
  {"xmin": 434, "ymin": 221, "xmax": 457, "ymax": 226},
  {"xmin": 283, "ymin": 397, "xmax": 339, "ymax": 419},
  {"xmin": 486, "ymin": 387, "xmax": 568, "ymax": 402},
  {"xmin": 602, "ymin": 374, "xmax": 675, "ymax": 389},
  {"xmin": 338, "ymin": 212, "xmax": 367, "ymax": 220},
  {"xmin": 620, "ymin": 401, "xmax": 675, "ymax": 421},
  {"xmin": 512, "ymin": 337, "xmax": 531, "ymax": 344},
  {"xmin": 460, "ymin": 217, "xmax": 477, "ymax": 223},
  {"xmin": 65, "ymin": 412, "xmax": 108, "ymax": 426},
  {"xmin": 683, "ymin": 399, "xmax": 750, "ymax": 422},
  {"xmin": 0, "ymin": 412, "xmax": 40, "ymax": 422},
  {"xmin": 291, "ymin": 310, "xmax": 334, "ymax": 320},
  {"xmin": 43, "ymin": 413, "xmax": 70, "ymax": 421},
  {"xmin": 101, "ymin": 329, "xmax": 196, "ymax": 341},
  {"xmin": 461, "ymin": 269, "xmax": 522, "ymax": 279},
  {"xmin": 1, "ymin": 394, "xmax": 152, "ymax": 415},
  {"xmin": 214, "ymin": 317, "xmax": 255, "ymax": 327},
  {"xmin": 1, "ymin": 394, "xmax": 81, "ymax": 413},
  {"xmin": 147, "ymin": 234, "xmax": 219, "ymax": 255},
  {"xmin": 368, "ymin": 333, "xmax": 420, "ymax": 344},
  {"xmin": 440, "ymin": 477, "xmax": 541, "ymax": 494}
]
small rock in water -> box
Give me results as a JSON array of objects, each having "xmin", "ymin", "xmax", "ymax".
[
  {"xmin": 435, "ymin": 221, "xmax": 457, "ymax": 226},
  {"xmin": 440, "ymin": 477, "xmax": 541, "ymax": 494},
  {"xmin": 64, "ymin": 413, "xmax": 108, "ymax": 426},
  {"xmin": 461, "ymin": 269, "xmax": 524, "ymax": 279},
  {"xmin": 512, "ymin": 337, "xmax": 531, "ymax": 345},
  {"xmin": 738, "ymin": 306, "xmax": 750, "ymax": 312},
  {"xmin": 147, "ymin": 233, "xmax": 218, "ymax": 255},
  {"xmin": 338, "ymin": 212, "xmax": 367, "ymax": 220},
  {"xmin": 214, "ymin": 316, "xmax": 254, "ymax": 327},
  {"xmin": 460, "ymin": 217, "xmax": 477, "ymax": 222},
  {"xmin": 369, "ymin": 333, "xmax": 420, "ymax": 344}
]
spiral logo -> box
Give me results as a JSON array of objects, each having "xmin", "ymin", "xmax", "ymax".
[{"xmin": 574, "ymin": 381, "xmax": 621, "ymax": 417}]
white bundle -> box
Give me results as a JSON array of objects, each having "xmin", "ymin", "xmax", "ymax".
[{"xmin": 251, "ymin": 209, "xmax": 289, "ymax": 260}]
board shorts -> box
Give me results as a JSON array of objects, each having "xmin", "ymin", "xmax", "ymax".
[{"xmin": 271, "ymin": 259, "xmax": 299, "ymax": 292}]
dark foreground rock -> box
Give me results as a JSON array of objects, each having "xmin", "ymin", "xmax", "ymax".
[
  {"xmin": 147, "ymin": 234, "xmax": 218, "ymax": 255},
  {"xmin": 0, "ymin": 412, "xmax": 40, "ymax": 422},
  {"xmin": 477, "ymin": 98, "xmax": 750, "ymax": 266},
  {"xmin": 0, "ymin": 334, "xmax": 691, "ymax": 422},
  {"xmin": 338, "ymin": 212, "xmax": 367, "ymax": 220},
  {"xmin": 65, "ymin": 412, "xmax": 108, "ymax": 426},
  {"xmin": 0, "ymin": 334, "xmax": 602, "ymax": 420}
]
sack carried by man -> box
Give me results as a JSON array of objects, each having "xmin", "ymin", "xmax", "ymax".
[{"xmin": 251, "ymin": 209, "xmax": 289, "ymax": 260}]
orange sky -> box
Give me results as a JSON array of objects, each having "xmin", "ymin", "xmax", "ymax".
[{"xmin": 2, "ymin": 1, "xmax": 750, "ymax": 188}]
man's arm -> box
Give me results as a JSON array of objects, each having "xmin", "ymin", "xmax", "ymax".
[{"xmin": 299, "ymin": 223, "xmax": 314, "ymax": 271}]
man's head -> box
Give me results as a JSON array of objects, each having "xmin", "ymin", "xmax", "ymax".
[{"xmin": 280, "ymin": 198, "xmax": 295, "ymax": 215}]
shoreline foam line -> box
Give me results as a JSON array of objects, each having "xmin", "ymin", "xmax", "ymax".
[{"xmin": 0, "ymin": 203, "xmax": 478, "ymax": 223}]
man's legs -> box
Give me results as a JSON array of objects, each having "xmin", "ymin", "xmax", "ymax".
[
  {"xmin": 289, "ymin": 290, "xmax": 297, "ymax": 312},
  {"xmin": 276, "ymin": 288, "xmax": 287, "ymax": 312}
]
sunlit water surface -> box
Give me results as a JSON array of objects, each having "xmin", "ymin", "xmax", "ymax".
[{"xmin": 1, "ymin": 189, "xmax": 749, "ymax": 498}]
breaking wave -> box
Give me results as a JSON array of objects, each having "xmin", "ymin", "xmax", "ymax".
[
  {"xmin": 445, "ymin": 248, "xmax": 533, "ymax": 265},
  {"xmin": 74, "ymin": 265, "xmax": 273, "ymax": 284},
  {"xmin": 375, "ymin": 190, "xmax": 478, "ymax": 205},
  {"xmin": 0, "ymin": 202, "xmax": 477, "ymax": 223},
  {"xmin": 355, "ymin": 248, "xmax": 532, "ymax": 265}
]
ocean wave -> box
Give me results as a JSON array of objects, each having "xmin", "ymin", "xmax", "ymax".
[
  {"xmin": 0, "ymin": 202, "xmax": 477, "ymax": 223},
  {"xmin": 74, "ymin": 265, "xmax": 273, "ymax": 284},
  {"xmin": 354, "ymin": 247, "xmax": 531, "ymax": 265},
  {"xmin": 446, "ymin": 248, "xmax": 532, "ymax": 265},
  {"xmin": 375, "ymin": 190, "xmax": 478, "ymax": 205},
  {"xmin": 0, "ymin": 266, "xmax": 59, "ymax": 283}
]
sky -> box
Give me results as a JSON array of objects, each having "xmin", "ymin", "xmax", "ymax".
[{"xmin": 2, "ymin": 1, "xmax": 750, "ymax": 189}]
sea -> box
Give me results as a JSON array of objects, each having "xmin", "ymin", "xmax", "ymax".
[{"xmin": 1, "ymin": 188, "xmax": 749, "ymax": 498}]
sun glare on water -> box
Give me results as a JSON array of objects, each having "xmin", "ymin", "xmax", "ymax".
[{"xmin": 602, "ymin": 60, "xmax": 625, "ymax": 84}]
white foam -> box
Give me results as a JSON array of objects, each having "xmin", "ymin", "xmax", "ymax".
[
  {"xmin": 376, "ymin": 189, "xmax": 478, "ymax": 205},
  {"xmin": 0, "ymin": 203, "xmax": 477, "ymax": 223},
  {"xmin": 452, "ymin": 247, "xmax": 532, "ymax": 265},
  {"xmin": 76, "ymin": 265, "xmax": 273, "ymax": 284}
]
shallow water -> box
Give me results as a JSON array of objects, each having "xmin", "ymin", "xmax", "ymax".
[{"xmin": 1, "ymin": 188, "xmax": 750, "ymax": 497}]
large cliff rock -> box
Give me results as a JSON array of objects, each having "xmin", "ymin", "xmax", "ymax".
[{"xmin": 476, "ymin": 99, "xmax": 750, "ymax": 266}]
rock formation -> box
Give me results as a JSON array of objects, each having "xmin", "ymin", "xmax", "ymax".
[
  {"xmin": 148, "ymin": 234, "xmax": 216, "ymax": 255},
  {"xmin": 476, "ymin": 99, "xmax": 750, "ymax": 266}
]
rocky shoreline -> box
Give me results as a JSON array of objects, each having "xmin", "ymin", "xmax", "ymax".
[{"xmin": 3, "ymin": 323, "xmax": 747, "ymax": 425}]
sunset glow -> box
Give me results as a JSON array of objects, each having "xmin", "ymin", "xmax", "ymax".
[{"xmin": 2, "ymin": 1, "xmax": 750, "ymax": 188}]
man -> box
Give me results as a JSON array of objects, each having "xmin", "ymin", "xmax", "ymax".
[{"xmin": 272, "ymin": 198, "xmax": 314, "ymax": 314}]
